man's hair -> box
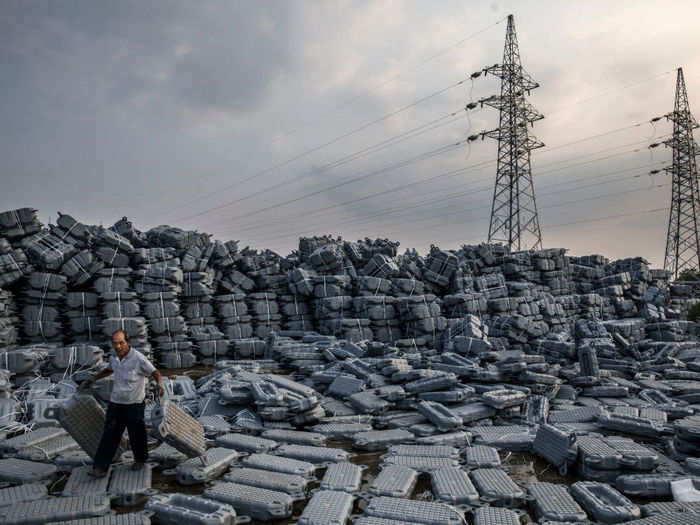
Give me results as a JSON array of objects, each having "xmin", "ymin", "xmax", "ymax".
[{"xmin": 111, "ymin": 329, "xmax": 130, "ymax": 344}]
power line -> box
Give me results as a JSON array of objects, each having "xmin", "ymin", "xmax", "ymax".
[
  {"xmin": 150, "ymin": 16, "xmax": 507, "ymax": 219},
  {"xmin": 238, "ymin": 158, "xmax": 661, "ymax": 240},
  {"xmin": 405, "ymin": 203, "xmax": 670, "ymax": 248},
  {"xmin": 393, "ymin": 186, "xmax": 668, "ymax": 242},
  {"xmin": 547, "ymin": 206, "xmax": 669, "ymax": 229},
  {"xmin": 275, "ymin": 17, "xmax": 507, "ymax": 142},
  {"xmin": 536, "ymin": 121, "xmax": 658, "ymax": 155},
  {"xmin": 246, "ymin": 161, "xmax": 667, "ymax": 245},
  {"xmin": 394, "ymin": 160, "xmax": 664, "ymax": 222},
  {"xmin": 340, "ymin": 137, "xmax": 671, "ymax": 227},
  {"xmin": 168, "ymin": 58, "xmax": 671, "ymax": 233},
  {"xmin": 153, "ymin": 56, "xmax": 668, "ymax": 222},
  {"xmin": 306, "ymin": 112, "xmax": 471, "ymax": 173},
  {"xmin": 164, "ymin": 66, "xmax": 660, "ymax": 221},
  {"xmin": 220, "ymin": 140, "xmax": 469, "ymax": 224},
  {"xmin": 434, "ymin": 206, "xmax": 670, "ymax": 249},
  {"xmin": 148, "ymin": 60, "xmax": 661, "ymax": 222},
  {"xmin": 225, "ymin": 121, "xmax": 667, "ymax": 233},
  {"xmin": 543, "ymin": 70, "xmax": 675, "ymax": 117},
  {"xmin": 176, "ymin": 83, "xmax": 665, "ymax": 226},
  {"xmin": 180, "ymin": 108, "xmax": 471, "ymax": 225},
  {"xmin": 167, "ymin": 79, "xmax": 469, "ymax": 222},
  {"xmin": 231, "ymin": 165, "xmax": 486, "ymax": 235},
  {"xmin": 221, "ymin": 136, "xmax": 668, "ymax": 238},
  {"xmin": 376, "ymin": 168, "xmax": 669, "ymax": 236}
]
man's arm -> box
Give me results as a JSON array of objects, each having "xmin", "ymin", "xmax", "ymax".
[
  {"xmin": 151, "ymin": 369, "xmax": 165, "ymax": 397},
  {"xmin": 83, "ymin": 368, "xmax": 112, "ymax": 387}
]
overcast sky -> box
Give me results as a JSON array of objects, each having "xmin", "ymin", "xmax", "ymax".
[{"xmin": 3, "ymin": 1, "xmax": 700, "ymax": 267}]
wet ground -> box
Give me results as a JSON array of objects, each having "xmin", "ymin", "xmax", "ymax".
[
  {"xmin": 110, "ymin": 440, "xmax": 575, "ymax": 524},
  {"xmin": 66, "ymin": 366, "xmax": 671, "ymax": 523}
]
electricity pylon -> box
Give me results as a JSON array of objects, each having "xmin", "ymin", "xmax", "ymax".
[
  {"xmin": 663, "ymin": 67, "xmax": 700, "ymax": 280},
  {"xmin": 481, "ymin": 14, "xmax": 544, "ymax": 251}
]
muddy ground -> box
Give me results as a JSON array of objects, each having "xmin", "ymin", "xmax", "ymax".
[{"xmin": 46, "ymin": 366, "xmax": 669, "ymax": 524}]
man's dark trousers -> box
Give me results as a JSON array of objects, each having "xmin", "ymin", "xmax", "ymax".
[{"xmin": 93, "ymin": 402, "xmax": 147, "ymax": 470}]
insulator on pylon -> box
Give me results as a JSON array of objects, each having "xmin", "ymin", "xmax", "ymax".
[
  {"xmin": 650, "ymin": 116, "xmax": 663, "ymax": 123},
  {"xmin": 648, "ymin": 143, "xmax": 661, "ymax": 148},
  {"xmin": 465, "ymin": 102, "xmax": 478, "ymax": 110},
  {"xmin": 471, "ymin": 71, "xmax": 482, "ymax": 79},
  {"xmin": 468, "ymin": 134, "xmax": 480, "ymax": 142},
  {"xmin": 649, "ymin": 170, "xmax": 661, "ymax": 175}
]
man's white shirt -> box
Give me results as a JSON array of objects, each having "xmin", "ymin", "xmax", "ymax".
[{"xmin": 108, "ymin": 349, "xmax": 156, "ymax": 404}]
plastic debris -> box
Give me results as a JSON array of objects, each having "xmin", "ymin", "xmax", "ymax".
[{"xmin": 1, "ymin": 209, "xmax": 700, "ymax": 524}]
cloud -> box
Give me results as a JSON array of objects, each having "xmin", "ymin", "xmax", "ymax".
[
  {"xmin": 2, "ymin": 1, "xmax": 700, "ymax": 268},
  {"xmin": 169, "ymin": 4, "xmax": 292, "ymax": 115},
  {"xmin": 1, "ymin": 1, "xmax": 293, "ymax": 126}
]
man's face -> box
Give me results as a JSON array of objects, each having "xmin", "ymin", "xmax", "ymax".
[{"xmin": 112, "ymin": 333, "xmax": 130, "ymax": 358}]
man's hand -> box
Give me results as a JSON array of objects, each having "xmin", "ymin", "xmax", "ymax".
[
  {"xmin": 79, "ymin": 377, "xmax": 94, "ymax": 391},
  {"xmin": 157, "ymin": 383, "xmax": 165, "ymax": 398}
]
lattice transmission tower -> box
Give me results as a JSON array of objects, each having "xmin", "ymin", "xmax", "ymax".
[
  {"xmin": 664, "ymin": 67, "xmax": 700, "ymax": 279},
  {"xmin": 481, "ymin": 14, "xmax": 544, "ymax": 251}
]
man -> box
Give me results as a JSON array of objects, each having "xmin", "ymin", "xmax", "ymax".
[{"xmin": 83, "ymin": 329, "xmax": 165, "ymax": 477}]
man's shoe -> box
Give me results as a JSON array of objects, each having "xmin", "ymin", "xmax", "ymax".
[
  {"xmin": 87, "ymin": 468, "xmax": 107, "ymax": 478},
  {"xmin": 130, "ymin": 462, "xmax": 145, "ymax": 471}
]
